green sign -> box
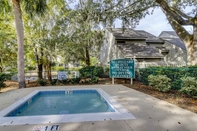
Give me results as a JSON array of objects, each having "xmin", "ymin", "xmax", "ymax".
[{"xmin": 110, "ymin": 59, "xmax": 135, "ymax": 78}]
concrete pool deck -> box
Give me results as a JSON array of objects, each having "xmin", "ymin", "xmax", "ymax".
[{"xmin": 0, "ymin": 85, "xmax": 197, "ymax": 131}]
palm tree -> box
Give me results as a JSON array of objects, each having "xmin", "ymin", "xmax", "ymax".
[{"xmin": 1, "ymin": 0, "xmax": 47, "ymax": 88}]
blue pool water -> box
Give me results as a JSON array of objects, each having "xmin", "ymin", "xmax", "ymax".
[{"xmin": 6, "ymin": 90, "xmax": 114, "ymax": 117}]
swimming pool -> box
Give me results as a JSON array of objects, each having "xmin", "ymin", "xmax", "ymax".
[
  {"xmin": 0, "ymin": 88, "xmax": 135, "ymax": 125},
  {"xmin": 6, "ymin": 90, "xmax": 114, "ymax": 116}
]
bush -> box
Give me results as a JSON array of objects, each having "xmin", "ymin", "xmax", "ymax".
[
  {"xmin": 0, "ymin": 73, "xmax": 7, "ymax": 89},
  {"xmin": 103, "ymin": 66, "xmax": 110, "ymax": 78},
  {"xmin": 138, "ymin": 68, "xmax": 153, "ymax": 85},
  {"xmin": 60, "ymin": 79, "xmax": 69, "ymax": 84},
  {"xmin": 70, "ymin": 78, "xmax": 81, "ymax": 84},
  {"xmin": 79, "ymin": 66, "xmax": 104, "ymax": 78},
  {"xmin": 179, "ymin": 77, "xmax": 197, "ymax": 98},
  {"xmin": 139, "ymin": 67, "xmax": 197, "ymax": 90},
  {"xmin": 50, "ymin": 79, "xmax": 57, "ymax": 85},
  {"xmin": 148, "ymin": 75, "xmax": 171, "ymax": 92},
  {"xmin": 38, "ymin": 79, "xmax": 48, "ymax": 86},
  {"xmin": 90, "ymin": 76, "xmax": 99, "ymax": 84}
]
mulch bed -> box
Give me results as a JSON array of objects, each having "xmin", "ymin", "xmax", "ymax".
[{"xmin": 124, "ymin": 80, "xmax": 197, "ymax": 114}]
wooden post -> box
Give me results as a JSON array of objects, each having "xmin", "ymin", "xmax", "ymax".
[{"xmin": 130, "ymin": 78, "xmax": 133, "ymax": 85}]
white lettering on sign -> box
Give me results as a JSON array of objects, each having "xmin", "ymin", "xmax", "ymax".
[
  {"xmin": 110, "ymin": 59, "xmax": 135, "ymax": 78},
  {"xmin": 32, "ymin": 125, "xmax": 60, "ymax": 131}
]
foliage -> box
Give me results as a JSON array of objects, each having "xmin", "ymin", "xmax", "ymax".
[
  {"xmin": 138, "ymin": 68, "xmax": 153, "ymax": 85},
  {"xmin": 60, "ymin": 79, "xmax": 69, "ymax": 85},
  {"xmin": 103, "ymin": 66, "xmax": 110, "ymax": 78},
  {"xmin": 70, "ymin": 78, "xmax": 81, "ymax": 84},
  {"xmin": 37, "ymin": 79, "xmax": 48, "ymax": 86},
  {"xmin": 50, "ymin": 79, "xmax": 58, "ymax": 85},
  {"xmin": 52, "ymin": 66, "xmax": 66, "ymax": 71},
  {"xmin": 79, "ymin": 66, "xmax": 104, "ymax": 78},
  {"xmin": 90, "ymin": 76, "xmax": 99, "ymax": 84},
  {"xmin": 0, "ymin": 14, "xmax": 17, "ymax": 72},
  {"xmin": 139, "ymin": 67, "xmax": 197, "ymax": 90},
  {"xmin": 148, "ymin": 75, "xmax": 171, "ymax": 92},
  {"xmin": 0, "ymin": 73, "xmax": 7, "ymax": 89},
  {"xmin": 179, "ymin": 77, "xmax": 197, "ymax": 98}
]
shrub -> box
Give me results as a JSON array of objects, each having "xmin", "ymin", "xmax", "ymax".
[
  {"xmin": 148, "ymin": 75, "xmax": 171, "ymax": 92},
  {"xmin": 60, "ymin": 79, "xmax": 69, "ymax": 84},
  {"xmin": 139, "ymin": 67, "xmax": 197, "ymax": 89},
  {"xmin": 79, "ymin": 66, "xmax": 104, "ymax": 78},
  {"xmin": 103, "ymin": 66, "xmax": 110, "ymax": 78},
  {"xmin": 138, "ymin": 68, "xmax": 153, "ymax": 85},
  {"xmin": 38, "ymin": 79, "xmax": 48, "ymax": 86},
  {"xmin": 0, "ymin": 73, "xmax": 7, "ymax": 89},
  {"xmin": 50, "ymin": 79, "xmax": 57, "ymax": 85},
  {"xmin": 90, "ymin": 76, "xmax": 99, "ymax": 84},
  {"xmin": 179, "ymin": 77, "xmax": 197, "ymax": 98},
  {"xmin": 70, "ymin": 78, "xmax": 81, "ymax": 84}
]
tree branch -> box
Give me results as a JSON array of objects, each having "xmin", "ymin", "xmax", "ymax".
[{"xmin": 155, "ymin": 0, "xmax": 193, "ymax": 25}]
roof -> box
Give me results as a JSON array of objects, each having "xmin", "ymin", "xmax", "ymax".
[
  {"xmin": 116, "ymin": 42, "xmax": 164, "ymax": 58},
  {"xmin": 159, "ymin": 31, "xmax": 186, "ymax": 50},
  {"xmin": 159, "ymin": 31, "xmax": 178, "ymax": 38},
  {"xmin": 106, "ymin": 28, "xmax": 147, "ymax": 40},
  {"xmin": 136, "ymin": 30, "xmax": 164, "ymax": 43},
  {"xmin": 156, "ymin": 47, "xmax": 170, "ymax": 52}
]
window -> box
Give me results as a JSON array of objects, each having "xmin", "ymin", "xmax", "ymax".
[{"xmin": 117, "ymin": 40, "xmax": 125, "ymax": 43}]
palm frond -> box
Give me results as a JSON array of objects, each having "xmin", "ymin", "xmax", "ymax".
[{"xmin": 21, "ymin": 0, "xmax": 48, "ymax": 18}]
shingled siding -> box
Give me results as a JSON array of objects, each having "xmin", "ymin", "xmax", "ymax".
[
  {"xmin": 116, "ymin": 42, "xmax": 164, "ymax": 59},
  {"xmin": 99, "ymin": 30, "xmax": 124, "ymax": 65},
  {"xmin": 163, "ymin": 41, "xmax": 187, "ymax": 64}
]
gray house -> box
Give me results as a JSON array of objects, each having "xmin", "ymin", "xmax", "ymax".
[
  {"xmin": 99, "ymin": 28, "xmax": 187, "ymax": 67},
  {"xmin": 99, "ymin": 28, "xmax": 164, "ymax": 66},
  {"xmin": 159, "ymin": 31, "xmax": 187, "ymax": 65}
]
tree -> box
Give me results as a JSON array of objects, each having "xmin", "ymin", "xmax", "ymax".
[
  {"xmin": 0, "ymin": 0, "xmax": 47, "ymax": 88},
  {"xmin": 0, "ymin": 14, "xmax": 17, "ymax": 72},
  {"xmin": 24, "ymin": 0, "xmax": 68, "ymax": 80},
  {"xmin": 154, "ymin": 0, "xmax": 197, "ymax": 65},
  {"xmin": 91, "ymin": 0, "xmax": 197, "ymax": 65}
]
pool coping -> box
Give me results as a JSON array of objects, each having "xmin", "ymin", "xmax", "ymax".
[{"xmin": 0, "ymin": 88, "xmax": 135, "ymax": 126}]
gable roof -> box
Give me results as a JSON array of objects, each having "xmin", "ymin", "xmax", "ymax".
[
  {"xmin": 136, "ymin": 30, "xmax": 164, "ymax": 43},
  {"xmin": 159, "ymin": 31, "xmax": 186, "ymax": 50},
  {"xmin": 106, "ymin": 28, "xmax": 147, "ymax": 40},
  {"xmin": 159, "ymin": 31, "xmax": 178, "ymax": 38},
  {"xmin": 116, "ymin": 42, "xmax": 164, "ymax": 58}
]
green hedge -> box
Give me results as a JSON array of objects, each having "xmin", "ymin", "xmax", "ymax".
[
  {"xmin": 138, "ymin": 67, "xmax": 197, "ymax": 90},
  {"xmin": 79, "ymin": 66, "xmax": 104, "ymax": 78}
]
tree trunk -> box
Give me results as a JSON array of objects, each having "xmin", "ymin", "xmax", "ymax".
[
  {"xmin": 12, "ymin": 0, "xmax": 26, "ymax": 88},
  {"xmin": 85, "ymin": 46, "xmax": 90, "ymax": 66},
  {"xmin": 44, "ymin": 61, "xmax": 52, "ymax": 81},
  {"xmin": 47, "ymin": 62, "xmax": 52, "ymax": 81},
  {"xmin": 187, "ymin": 23, "xmax": 197, "ymax": 66},
  {"xmin": 0, "ymin": 58, "xmax": 3, "ymax": 72},
  {"xmin": 155, "ymin": 0, "xmax": 197, "ymax": 65},
  {"xmin": 35, "ymin": 48, "xmax": 43, "ymax": 79}
]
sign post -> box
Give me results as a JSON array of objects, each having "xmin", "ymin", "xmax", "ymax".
[{"xmin": 110, "ymin": 59, "xmax": 135, "ymax": 84}]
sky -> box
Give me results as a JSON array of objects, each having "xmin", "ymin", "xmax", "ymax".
[{"xmin": 135, "ymin": 8, "xmax": 174, "ymax": 36}]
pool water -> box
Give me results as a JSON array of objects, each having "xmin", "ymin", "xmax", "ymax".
[{"xmin": 6, "ymin": 90, "xmax": 114, "ymax": 117}]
